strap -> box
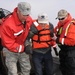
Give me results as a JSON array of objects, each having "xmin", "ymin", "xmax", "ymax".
[
  {"xmin": 65, "ymin": 20, "xmax": 75, "ymax": 37},
  {"xmin": 32, "ymin": 39, "xmax": 52, "ymax": 42}
]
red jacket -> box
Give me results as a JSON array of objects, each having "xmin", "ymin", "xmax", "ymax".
[
  {"xmin": 54, "ymin": 13, "xmax": 75, "ymax": 46},
  {"xmin": 1, "ymin": 8, "xmax": 33, "ymax": 53}
]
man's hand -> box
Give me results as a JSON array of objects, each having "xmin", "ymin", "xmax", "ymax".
[
  {"xmin": 24, "ymin": 45, "xmax": 33, "ymax": 54},
  {"xmin": 52, "ymin": 34, "xmax": 57, "ymax": 41}
]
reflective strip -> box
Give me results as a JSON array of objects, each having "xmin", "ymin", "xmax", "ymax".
[
  {"xmin": 33, "ymin": 21, "xmax": 39, "ymax": 27},
  {"xmin": 61, "ymin": 38, "xmax": 64, "ymax": 45},
  {"xmin": 56, "ymin": 28, "xmax": 59, "ymax": 32},
  {"xmin": 65, "ymin": 24, "xmax": 70, "ymax": 36},
  {"xmin": 58, "ymin": 27, "xmax": 62, "ymax": 35},
  {"xmin": 65, "ymin": 20, "xmax": 75, "ymax": 36},
  {"xmin": 14, "ymin": 30, "xmax": 23, "ymax": 36},
  {"xmin": 18, "ymin": 45, "xmax": 22, "ymax": 52},
  {"xmin": 52, "ymin": 44, "xmax": 56, "ymax": 48}
]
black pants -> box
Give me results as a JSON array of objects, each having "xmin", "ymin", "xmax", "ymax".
[{"xmin": 59, "ymin": 50, "xmax": 75, "ymax": 75}]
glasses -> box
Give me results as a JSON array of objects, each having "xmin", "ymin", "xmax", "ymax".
[
  {"xmin": 58, "ymin": 17, "xmax": 65, "ymax": 20},
  {"xmin": 23, "ymin": 14, "xmax": 29, "ymax": 16}
]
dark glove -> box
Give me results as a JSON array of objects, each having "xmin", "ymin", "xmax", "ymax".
[
  {"xmin": 24, "ymin": 45, "xmax": 33, "ymax": 54},
  {"xmin": 53, "ymin": 48, "xmax": 59, "ymax": 56}
]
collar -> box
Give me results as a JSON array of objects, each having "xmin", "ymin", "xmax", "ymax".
[{"xmin": 12, "ymin": 7, "xmax": 22, "ymax": 26}]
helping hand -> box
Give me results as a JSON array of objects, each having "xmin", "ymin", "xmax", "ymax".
[{"xmin": 24, "ymin": 45, "xmax": 33, "ymax": 54}]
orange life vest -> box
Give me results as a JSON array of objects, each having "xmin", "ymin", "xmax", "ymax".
[{"xmin": 32, "ymin": 22, "xmax": 52, "ymax": 49}]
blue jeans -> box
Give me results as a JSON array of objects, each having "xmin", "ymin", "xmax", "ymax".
[{"xmin": 32, "ymin": 50, "xmax": 53, "ymax": 75}]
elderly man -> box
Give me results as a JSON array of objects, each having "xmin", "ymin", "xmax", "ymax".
[{"xmin": 25, "ymin": 13, "xmax": 58, "ymax": 75}]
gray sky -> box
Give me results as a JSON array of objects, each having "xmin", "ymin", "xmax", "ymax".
[{"xmin": 0, "ymin": 0, "xmax": 75, "ymax": 26}]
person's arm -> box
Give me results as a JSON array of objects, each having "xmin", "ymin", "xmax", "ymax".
[
  {"xmin": 51, "ymin": 40, "xmax": 59, "ymax": 56},
  {"xmin": 24, "ymin": 22, "xmax": 38, "ymax": 54},
  {"xmin": 56, "ymin": 22, "xmax": 75, "ymax": 46},
  {"xmin": 1, "ymin": 24, "xmax": 24, "ymax": 53},
  {"xmin": 27, "ymin": 23, "xmax": 38, "ymax": 39},
  {"xmin": 49, "ymin": 22, "xmax": 54, "ymax": 37}
]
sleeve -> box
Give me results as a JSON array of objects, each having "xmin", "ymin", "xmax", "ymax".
[
  {"xmin": 51, "ymin": 39, "xmax": 56, "ymax": 48},
  {"xmin": 49, "ymin": 22, "xmax": 54, "ymax": 37},
  {"xmin": 54, "ymin": 22, "xmax": 61, "ymax": 36},
  {"xmin": 59, "ymin": 24, "xmax": 75, "ymax": 46},
  {"xmin": 27, "ymin": 23, "xmax": 38, "ymax": 39},
  {"xmin": 1, "ymin": 24, "xmax": 24, "ymax": 53}
]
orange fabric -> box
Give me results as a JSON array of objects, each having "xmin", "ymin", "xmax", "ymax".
[
  {"xmin": 54, "ymin": 13, "xmax": 72, "ymax": 35},
  {"xmin": 32, "ymin": 23, "xmax": 56, "ymax": 49},
  {"xmin": 60, "ymin": 23, "xmax": 75, "ymax": 46},
  {"xmin": 55, "ymin": 13, "xmax": 75, "ymax": 46}
]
